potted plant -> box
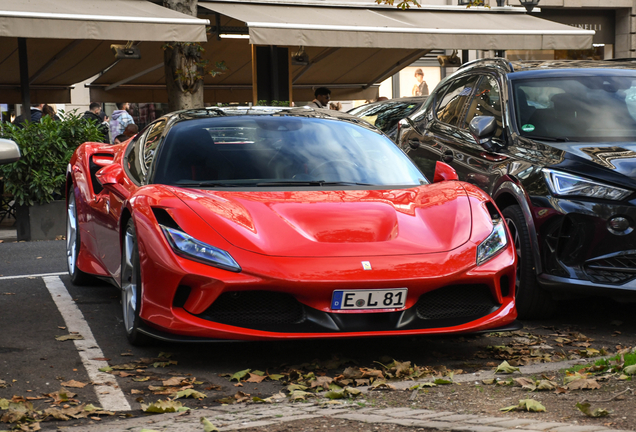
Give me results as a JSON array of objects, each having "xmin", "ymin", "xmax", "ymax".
[{"xmin": 0, "ymin": 111, "xmax": 104, "ymax": 241}]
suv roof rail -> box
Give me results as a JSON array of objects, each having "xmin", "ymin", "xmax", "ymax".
[{"xmin": 458, "ymin": 57, "xmax": 514, "ymax": 72}]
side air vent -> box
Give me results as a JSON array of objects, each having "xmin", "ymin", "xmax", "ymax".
[{"xmin": 151, "ymin": 208, "xmax": 181, "ymax": 230}]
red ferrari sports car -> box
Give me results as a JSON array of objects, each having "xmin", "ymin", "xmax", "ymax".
[{"xmin": 66, "ymin": 107, "xmax": 518, "ymax": 345}]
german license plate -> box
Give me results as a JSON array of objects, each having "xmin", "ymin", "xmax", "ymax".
[{"xmin": 331, "ymin": 289, "xmax": 407, "ymax": 310}]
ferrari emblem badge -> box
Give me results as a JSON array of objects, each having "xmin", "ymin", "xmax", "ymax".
[{"xmin": 362, "ymin": 261, "xmax": 372, "ymax": 270}]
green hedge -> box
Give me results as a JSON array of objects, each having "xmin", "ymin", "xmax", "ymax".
[{"xmin": 0, "ymin": 110, "xmax": 105, "ymax": 206}]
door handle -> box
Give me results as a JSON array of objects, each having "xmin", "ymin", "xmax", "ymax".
[{"xmin": 442, "ymin": 150, "xmax": 454, "ymax": 163}]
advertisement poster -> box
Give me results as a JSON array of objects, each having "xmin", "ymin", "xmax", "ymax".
[{"xmin": 399, "ymin": 67, "xmax": 441, "ymax": 98}]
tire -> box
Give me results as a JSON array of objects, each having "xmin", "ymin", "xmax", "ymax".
[
  {"xmin": 120, "ymin": 219, "xmax": 151, "ymax": 346},
  {"xmin": 66, "ymin": 186, "xmax": 95, "ymax": 285},
  {"xmin": 502, "ymin": 205, "xmax": 557, "ymax": 320}
]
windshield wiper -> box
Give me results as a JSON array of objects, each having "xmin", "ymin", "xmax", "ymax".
[
  {"xmin": 173, "ymin": 180, "xmax": 253, "ymax": 187},
  {"xmin": 523, "ymin": 135, "xmax": 571, "ymax": 142}
]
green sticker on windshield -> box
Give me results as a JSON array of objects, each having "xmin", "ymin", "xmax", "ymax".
[{"xmin": 522, "ymin": 124, "xmax": 535, "ymax": 132}]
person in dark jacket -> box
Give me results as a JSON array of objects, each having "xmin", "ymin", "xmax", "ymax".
[
  {"xmin": 13, "ymin": 104, "xmax": 44, "ymax": 126},
  {"xmin": 82, "ymin": 103, "xmax": 110, "ymax": 143}
]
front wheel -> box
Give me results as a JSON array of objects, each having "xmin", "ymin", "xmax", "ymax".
[
  {"xmin": 66, "ymin": 186, "xmax": 94, "ymax": 285},
  {"xmin": 502, "ymin": 205, "xmax": 557, "ymax": 320},
  {"xmin": 120, "ymin": 219, "xmax": 151, "ymax": 346}
]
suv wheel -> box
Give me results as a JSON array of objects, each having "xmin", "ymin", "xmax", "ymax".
[{"xmin": 503, "ymin": 205, "xmax": 556, "ymax": 319}]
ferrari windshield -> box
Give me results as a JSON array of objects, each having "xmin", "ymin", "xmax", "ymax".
[
  {"xmin": 153, "ymin": 116, "xmax": 426, "ymax": 187},
  {"xmin": 514, "ymin": 75, "xmax": 636, "ymax": 142}
]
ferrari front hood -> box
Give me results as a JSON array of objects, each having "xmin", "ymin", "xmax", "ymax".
[{"xmin": 170, "ymin": 183, "xmax": 472, "ymax": 257}]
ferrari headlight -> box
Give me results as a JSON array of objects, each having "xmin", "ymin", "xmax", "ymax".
[
  {"xmin": 160, "ymin": 225, "xmax": 241, "ymax": 272},
  {"xmin": 477, "ymin": 219, "xmax": 508, "ymax": 266},
  {"xmin": 543, "ymin": 169, "xmax": 631, "ymax": 201}
]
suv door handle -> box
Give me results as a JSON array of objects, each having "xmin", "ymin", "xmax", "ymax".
[{"xmin": 442, "ymin": 150, "xmax": 454, "ymax": 163}]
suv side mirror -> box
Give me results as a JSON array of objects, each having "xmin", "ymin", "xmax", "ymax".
[
  {"xmin": 0, "ymin": 138, "xmax": 20, "ymax": 165},
  {"xmin": 469, "ymin": 116, "xmax": 497, "ymax": 152}
]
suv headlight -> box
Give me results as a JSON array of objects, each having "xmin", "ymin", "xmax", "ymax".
[
  {"xmin": 160, "ymin": 225, "xmax": 241, "ymax": 272},
  {"xmin": 543, "ymin": 169, "xmax": 631, "ymax": 201},
  {"xmin": 477, "ymin": 218, "xmax": 508, "ymax": 266}
]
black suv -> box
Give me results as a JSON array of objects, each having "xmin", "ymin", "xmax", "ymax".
[{"xmin": 397, "ymin": 59, "xmax": 636, "ymax": 319}]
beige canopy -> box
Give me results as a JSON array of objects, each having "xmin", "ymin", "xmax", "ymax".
[
  {"xmin": 88, "ymin": 1, "xmax": 594, "ymax": 104},
  {"xmin": 199, "ymin": 1, "xmax": 594, "ymax": 50},
  {"xmin": 0, "ymin": 0, "xmax": 209, "ymax": 103}
]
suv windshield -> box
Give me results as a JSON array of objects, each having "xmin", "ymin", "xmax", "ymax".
[
  {"xmin": 513, "ymin": 76, "xmax": 636, "ymax": 142},
  {"xmin": 153, "ymin": 116, "xmax": 426, "ymax": 187}
]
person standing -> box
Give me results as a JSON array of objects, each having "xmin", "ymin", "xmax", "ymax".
[
  {"xmin": 82, "ymin": 103, "xmax": 110, "ymax": 142},
  {"xmin": 412, "ymin": 69, "xmax": 429, "ymax": 96},
  {"xmin": 109, "ymin": 102, "xmax": 135, "ymax": 144},
  {"xmin": 306, "ymin": 87, "xmax": 331, "ymax": 108},
  {"xmin": 14, "ymin": 104, "xmax": 44, "ymax": 126}
]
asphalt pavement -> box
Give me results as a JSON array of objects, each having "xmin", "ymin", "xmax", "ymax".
[{"xmin": 1, "ymin": 237, "xmax": 635, "ymax": 431}]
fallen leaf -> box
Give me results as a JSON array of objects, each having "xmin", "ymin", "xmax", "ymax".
[
  {"xmin": 567, "ymin": 379, "xmax": 600, "ymax": 390},
  {"xmin": 60, "ymin": 380, "xmax": 87, "ymax": 389},
  {"xmin": 246, "ymin": 373, "xmax": 267, "ymax": 383},
  {"xmin": 495, "ymin": 360, "xmax": 520, "ymax": 374},
  {"xmin": 201, "ymin": 416, "xmax": 219, "ymax": 432},
  {"xmin": 623, "ymin": 365, "xmax": 636, "ymax": 375},
  {"xmin": 162, "ymin": 377, "xmax": 186, "ymax": 387},
  {"xmin": 141, "ymin": 400, "xmax": 189, "ymax": 413},
  {"xmin": 229, "ymin": 369, "xmax": 250, "ymax": 382},
  {"xmin": 576, "ymin": 402, "xmax": 611, "ymax": 417},
  {"xmin": 501, "ymin": 398, "xmax": 546, "ymax": 412},
  {"xmin": 173, "ymin": 389, "xmax": 206, "ymax": 400}
]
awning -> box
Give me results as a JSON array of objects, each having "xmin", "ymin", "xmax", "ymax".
[
  {"xmin": 0, "ymin": 0, "xmax": 210, "ymax": 104},
  {"xmin": 199, "ymin": 1, "xmax": 594, "ymax": 50},
  {"xmin": 0, "ymin": 0, "xmax": 208, "ymax": 42}
]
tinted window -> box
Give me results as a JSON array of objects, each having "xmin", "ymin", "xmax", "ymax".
[
  {"xmin": 463, "ymin": 75, "xmax": 503, "ymax": 139},
  {"xmin": 142, "ymin": 120, "xmax": 166, "ymax": 175},
  {"xmin": 436, "ymin": 75, "xmax": 479, "ymax": 126},
  {"xmin": 514, "ymin": 76, "xmax": 636, "ymax": 141},
  {"xmin": 351, "ymin": 101, "xmax": 422, "ymax": 133},
  {"xmin": 153, "ymin": 116, "xmax": 426, "ymax": 187},
  {"xmin": 125, "ymin": 131, "xmax": 148, "ymax": 184}
]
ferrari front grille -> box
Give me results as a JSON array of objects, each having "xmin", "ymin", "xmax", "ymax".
[
  {"xmin": 415, "ymin": 284, "xmax": 498, "ymax": 320},
  {"xmin": 585, "ymin": 253, "xmax": 636, "ymax": 284},
  {"xmin": 199, "ymin": 291, "xmax": 306, "ymax": 326}
]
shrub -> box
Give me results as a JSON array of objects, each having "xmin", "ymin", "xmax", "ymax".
[{"xmin": 0, "ymin": 110, "xmax": 105, "ymax": 206}]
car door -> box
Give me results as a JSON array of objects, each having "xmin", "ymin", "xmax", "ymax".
[
  {"xmin": 402, "ymin": 74, "xmax": 479, "ymax": 181},
  {"xmin": 446, "ymin": 73, "xmax": 509, "ymax": 192}
]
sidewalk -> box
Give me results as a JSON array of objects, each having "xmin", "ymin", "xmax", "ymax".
[
  {"xmin": 67, "ymin": 358, "xmax": 634, "ymax": 432},
  {"xmin": 66, "ymin": 401, "xmax": 632, "ymax": 432}
]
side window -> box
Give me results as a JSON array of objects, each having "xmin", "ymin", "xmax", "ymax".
[
  {"xmin": 463, "ymin": 75, "xmax": 504, "ymax": 139},
  {"xmin": 436, "ymin": 75, "xmax": 479, "ymax": 126},
  {"xmin": 125, "ymin": 120, "xmax": 166, "ymax": 184},
  {"xmin": 142, "ymin": 120, "xmax": 166, "ymax": 175}
]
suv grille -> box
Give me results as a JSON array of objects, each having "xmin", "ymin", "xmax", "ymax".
[
  {"xmin": 585, "ymin": 254, "xmax": 636, "ymax": 284},
  {"xmin": 415, "ymin": 285, "xmax": 498, "ymax": 320},
  {"xmin": 198, "ymin": 291, "xmax": 306, "ymax": 327}
]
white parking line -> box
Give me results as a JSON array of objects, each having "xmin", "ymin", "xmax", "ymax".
[
  {"xmin": 0, "ymin": 271, "xmax": 67, "ymax": 281},
  {"xmin": 43, "ymin": 276, "xmax": 131, "ymax": 412}
]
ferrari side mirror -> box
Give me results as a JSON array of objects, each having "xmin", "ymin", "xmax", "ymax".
[
  {"xmin": 433, "ymin": 161, "xmax": 458, "ymax": 183},
  {"xmin": 469, "ymin": 116, "xmax": 497, "ymax": 152},
  {"xmin": 95, "ymin": 163, "xmax": 129, "ymax": 198}
]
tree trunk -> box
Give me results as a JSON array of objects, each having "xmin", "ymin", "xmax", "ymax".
[{"xmin": 163, "ymin": 0, "xmax": 204, "ymax": 112}]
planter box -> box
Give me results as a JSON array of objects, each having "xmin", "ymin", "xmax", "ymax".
[{"xmin": 16, "ymin": 200, "xmax": 66, "ymax": 241}]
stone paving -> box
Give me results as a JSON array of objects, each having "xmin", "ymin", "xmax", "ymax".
[{"xmin": 69, "ymin": 402, "xmax": 633, "ymax": 432}]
